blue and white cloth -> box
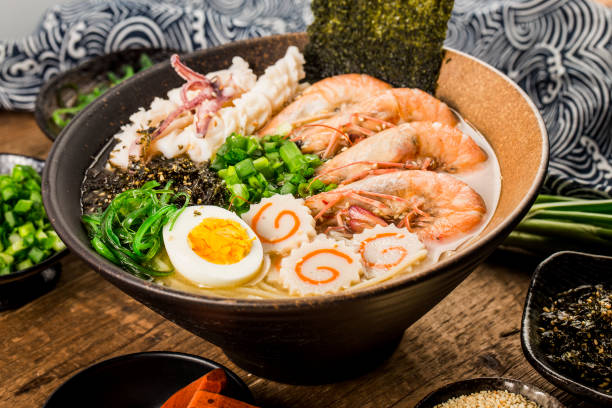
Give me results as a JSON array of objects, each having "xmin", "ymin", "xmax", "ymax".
[{"xmin": 0, "ymin": 0, "xmax": 610, "ymax": 197}]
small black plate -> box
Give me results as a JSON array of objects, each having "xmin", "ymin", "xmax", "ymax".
[
  {"xmin": 44, "ymin": 351, "xmax": 255, "ymax": 407},
  {"xmin": 521, "ymin": 251, "xmax": 612, "ymax": 406},
  {"xmin": 35, "ymin": 48, "xmax": 177, "ymax": 141},
  {"xmin": 0, "ymin": 154, "xmax": 68, "ymax": 310},
  {"xmin": 415, "ymin": 377, "xmax": 565, "ymax": 408}
]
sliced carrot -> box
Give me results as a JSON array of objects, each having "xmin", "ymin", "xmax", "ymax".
[
  {"xmin": 161, "ymin": 368, "xmax": 228, "ymax": 408},
  {"xmin": 197, "ymin": 368, "xmax": 227, "ymax": 394},
  {"xmin": 187, "ymin": 390, "xmax": 259, "ymax": 408}
]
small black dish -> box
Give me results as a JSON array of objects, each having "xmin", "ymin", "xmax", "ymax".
[
  {"xmin": 415, "ymin": 377, "xmax": 565, "ymax": 408},
  {"xmin": 521, "ymin": 251, "xmax": 612, "ymax": 406},
  {"xmin": 0, "ymin": 154, "xmax": 67, "ymax": 310},
  {"xmin": 44, "ymin": 351, "xmax": 255, "ymax": 408},
  {"xmin": 35, "ymin": 48, "xmax": 177, "ymax": 141}
]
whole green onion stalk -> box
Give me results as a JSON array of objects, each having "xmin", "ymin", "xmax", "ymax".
[{"xmin": 504, "ymin": 194, "xmax": 612, "ymax": 256}]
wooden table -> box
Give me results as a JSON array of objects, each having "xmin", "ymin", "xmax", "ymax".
[{"xmin": 0, "ymin": 111, "xmax": 598, "ymax": 408}]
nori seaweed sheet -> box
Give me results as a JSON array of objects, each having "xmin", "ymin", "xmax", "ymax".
[{"xmin": 305, "ymin": 0, "xmax": 454, "ymax": 94}]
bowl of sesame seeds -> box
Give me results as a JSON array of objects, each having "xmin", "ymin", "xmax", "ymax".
[{"xmin": 414, "ymin": 377, "xmax": 565, "ymax": 408}]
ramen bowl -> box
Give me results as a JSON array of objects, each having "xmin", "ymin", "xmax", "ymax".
[{"xmin": 43, "ymin": 33, "xmax": 548, "ymax": 383}]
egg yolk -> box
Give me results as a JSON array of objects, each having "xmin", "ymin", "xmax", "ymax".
[{"xmin": 187, "ymin": 217, "xmax": 253, "ymax": 264}]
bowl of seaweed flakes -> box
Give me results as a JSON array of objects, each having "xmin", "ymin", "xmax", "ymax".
[{"xmin": 522, "ymin": 251, "xmax": 612, "ymax": 406}]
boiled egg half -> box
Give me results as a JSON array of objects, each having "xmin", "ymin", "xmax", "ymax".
[{"xmin": 163, "ymin": 205, "xmax": 264, "ymax": 287}]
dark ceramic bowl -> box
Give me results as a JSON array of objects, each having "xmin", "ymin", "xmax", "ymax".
[
  {"xmin": 35, "ymin": 48, "xmax": 177, "ymax": 141},
  {"xmin": 0, "ymin": 154, "xmax": 67, "ymax": 310},
  {"xmin": 44, "ymin": 351, "xmax": 254, "ymax": 408},
  {"xmin": 522, "ymin": 251, "xmax": 612, "ymax": 406},
  {"xmin": 43, "ymin": 33, "xmax": 549, "ymax": 383},
  {"xmin": 414, "ymin": 377, "xmax": 565, "ymax": 408}
]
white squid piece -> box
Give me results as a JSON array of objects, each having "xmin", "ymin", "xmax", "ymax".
[{"xmin": 108, "ymin": 56, "xmax": 257, "ymax": 169}]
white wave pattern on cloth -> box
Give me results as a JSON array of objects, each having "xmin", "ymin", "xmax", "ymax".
[
  {"xmin": 446, "ymin": 0, "xmax": 612, "ymax": 197},
  {"xmin": 0, "ymin": 0, "xmax": 309, "ymax": 110},
  {"xmin": 0, "ymin": 0, "xmax": 610, "ymax": 198}
]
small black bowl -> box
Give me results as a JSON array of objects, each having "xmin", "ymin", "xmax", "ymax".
[
  {"xmin": 44, "ymin": 351, "xmax": 255, "ymax": 407},
  {"xmin": 35, "ymin": 48, "xmax": 177, "ymax": 141},
  {"xmin": 0, "ymin": 154, "xmax": 68, "ymax": 310},
  {"xmin": 521, "ymin": 251, "xmax": 612, "ymax": 406},
  {"xmin": 415, "ymin": 377, "xmax": 565, "ymax": 408}
]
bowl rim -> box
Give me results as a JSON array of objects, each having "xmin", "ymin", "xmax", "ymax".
[
  {"xmin": 520, "ymin": 250, "xmax": 612, "ymax": 405},
  {"xmin": 43, "ymin": 32, "xmax": 549, "ymax": 310},
  {"xmin": 42, "ymin": 350, "xmax": 254, "ymax": 407},
  {"xmin": 0, "ymin": 153, "xmax": 68, "ymax": 284},
  {"xmin": 414, "ymin": 376, "xmax": 566, "ymax": 408},
  {"xmin": 34, "ymin": 47, "xmax": 180, "ymax": 142}
]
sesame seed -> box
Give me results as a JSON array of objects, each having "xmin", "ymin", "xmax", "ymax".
[{"xmin": 433, "ymin": 390, "xmax": 540, "ymax": 408}]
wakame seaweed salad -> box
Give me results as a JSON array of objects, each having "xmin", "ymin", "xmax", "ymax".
[{"xmin": 305, "ymin": 0, "xmax": 454, "ymax": 94}]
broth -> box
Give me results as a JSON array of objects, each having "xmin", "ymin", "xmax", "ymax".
[
  {"xmin": 156, "ymin": 111, "xmax": 502, "ymax": 299},
  {"xmin": 79, "ymin": 50, "xmax": 501, "ymax": 299}
]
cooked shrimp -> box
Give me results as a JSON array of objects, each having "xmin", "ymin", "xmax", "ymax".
[
  {"xmin": 315, "ymin": 122, "xmax": 487, "ymax": 185},
  {"xmin": 258, "ymin": 74, "xmax": 391, "ymax": 135},
  {"xmin": 305, "ymin": 170, "xmax": 486, "ymax": 242},
  {"xmin": 295, "ymin": 88, "xmax": 458, "ymax": 158}
]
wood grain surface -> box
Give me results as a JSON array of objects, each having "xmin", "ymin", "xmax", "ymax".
[{"xmin": 0, "ymin": 112, "xmax": 598, "ymax": 408}]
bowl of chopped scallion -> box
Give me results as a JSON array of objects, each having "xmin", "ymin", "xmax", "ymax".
[
  {"xmin": 35, "ymin": 48, "xmax": 177, "ymax": 141},
  {"xmin": 0, "ymin": 154, "xmax": 67, "ymax": 309}
]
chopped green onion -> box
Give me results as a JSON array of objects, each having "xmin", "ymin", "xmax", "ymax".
[
  {"xmin": 27, "ymin": 247, "xmax": 46, "ymax": 264},
  {"xmin": 23, "ymin": 234, "xmax": 35, "ymax": 247},
  {"xmin": 264, "ymin": 142, "xmax": 277, "ymax": 152},
  {"xmin": 0, "ymin": 253, "xmax": 14, "ymax": 265},
  {"xmin": 228, "ymin": 134, "xmax": 248, "ymax": 150},
  {"xmin": 235, "ymin": 158, "xmax": 256, "ymax": 179},
  {"xmin": 303, "ymin": 154, "xmax": 322, "ymax": 167},
  {"xmin": 224, "ymin": 166, "xmax": 241, "ymax": 185},
  {"xmin": 280, "ymin": 183, "xmax": 297, "ymax": 195},
  {"xmin": 139, "ymin": 53, "xmax": 153, "ymax": 69},
  {"xmin": 16, "ymin": 259, "xmax": 33, "ymax": 271},
  {"xmin": 214, "ymin": 132, "xmax": 334, "ymax": 212},
  {"xmin": 229, "ymin": 184, "xmax": 250, "ymax": 203},
  {"xmin": 217, "ymin": 168, "xmax": 229, "ymax": 179},
  {"xmin": 248, "ymin": 175, "xmax": 262, "ymax": 190},
  {"xmin": 309, "ymin": 179, "xmax": 326, "ymax": 192},
  {"xmin": 298, "ymin": 183, "xmax": 310, "ymax": 197},
  {"xmin": 253, "ymin": 156, "xmax": 270, "ymax": 172},
  {"xmin": 2, "ymin": 187, "xmax": 16, "ymax": 201},
  {"xmin": 4, "ymin": 211, "xmax": 16, "ymax": 228},
  {"xmin": 266, "ymin": 152, "xmax": 281, "ymax": 162},
  {"xmin": 210, "ymin": 155, "xmax": 226, "ymax": 171},
  {"xmin": 14, "ymin": 199, "xmax": 33, "ymax": 214},
  {"xmin": 17, "ymin": 222, "xmax": 35, "ymax": 237},
  {"xmin": 246, "ymin": 138, "xmax": 262, "ymax": 155},
  {"xmin": 324, "ymin": 183, "xmax": 338, "ymax": 192}
]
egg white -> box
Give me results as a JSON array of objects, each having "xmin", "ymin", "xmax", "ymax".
[{"xmin": 163, "ymin": 205, "xmax": 264, "ymax": 288}]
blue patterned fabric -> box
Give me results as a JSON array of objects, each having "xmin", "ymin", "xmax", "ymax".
[
  {"xmin": 447, "ymin": 0, "xmax": 612, "ymax": 197},
  {"xmin": 0, "ymin": 0, "xmax": 610, "ymax": 197}
]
